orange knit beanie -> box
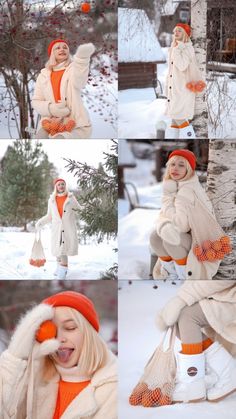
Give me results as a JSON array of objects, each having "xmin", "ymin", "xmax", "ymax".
[
  {"xmin": 42, "ymin": 291, "xmax": 99, "ymax": 332},
  {"xmin": 175, "ymin": 23, "xmax": 191, "ymax": 37},
  {"xmin": 168, "ymin": 149, "xmax": 196, "ymax": 170},
  {"xmin": 48, "ymin": 39, "xmax": 69, "ymax": 56}
]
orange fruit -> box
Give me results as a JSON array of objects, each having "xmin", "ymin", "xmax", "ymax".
[
  {"xmin": 81, "ymin": 2, "xmax": 91, "ymax": 13},
  {"xmin": 216, "ymin": 251, "xmax": 225, "ymax": 260},
  {"xmin": 220, "ymin": 236, "xmax": 230, "ymax": 245},
  {"xmin": 205, "ymin": 249, "xmax": 217, "ymax": 261},
  {"xmin": 129, "ymin": 383, "xmax": 148, "ymax": 406},
  {"xmin": 211, "ymin": 240, "xmax": 222, "ymax": 251},
  {"xmin": 202, "ymin": 240, "xmax": 213, "ymax": 250},
  {"xmin": 198, "ymin": 253, "xmax": 207, "ymax": 262},
  {"xmin": 150, "ymin": 388, "xmax": 162, "ymax": 405},
  {"xmin": 141, "ymin": 391, "xmax": 153, "ymax": 407},
  {"xmin": 193, "ymin": 245, "xmax": 203, "ymax": 257},
  {"xmin": 222, "ymin": 243, "xmax": 232, "ymax": 253},
  {"xmin": 158, "ymin": 394, "xmax": 171, "ymax": 406},
  {"xmin": 36, "ymin": 320, "xmax": 57, "ymax": 342}
]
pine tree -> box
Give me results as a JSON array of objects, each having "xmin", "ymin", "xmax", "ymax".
[
  {"xmin": 64, "ymin": 140, "xmax": 118, "ymax": 242},
  {"xmin": 0, "ymin": 140, "xmax": 56, "ymax": 230}
]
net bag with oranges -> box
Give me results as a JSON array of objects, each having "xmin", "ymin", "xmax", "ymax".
[
  {"xmin": 129, "ymin": 326, "xmax": 176, "ymax": 408},
  {"xmin": 29, "ymin": 232, "xmax": 46, "ymax": 267},
  {"xmin": 189, "ymin": 197, "xmax": 232, "ymax": 263},
  {"xmin": 42, "ymin": 117, "xmax": 76, "ymax": 137}
]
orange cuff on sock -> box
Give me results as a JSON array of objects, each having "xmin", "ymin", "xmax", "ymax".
[
  {"xmin": 177, "ymin": 121, "xmax": 189, "ymax": 129},
  {"xmin": 182, "ymin": 342, "xmax": 203, "ymax": 355},
  {"xmin": 159, "ymin": 256, "xmax": 173, "ymax": 262},
  {"xmin": 174, "ymin": 257, "xmax": 187, "ymax": 266},
  {"xmin": 202, "ymin": 338, "xmax": 213, "ymax": 351}
]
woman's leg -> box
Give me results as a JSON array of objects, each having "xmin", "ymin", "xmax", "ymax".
[
  {"xmin": 60, "ymin": 255, "xmax": 68, "ymax": 267},
  {"xmin": 163, "ymin": 232, "xmax": 191, "ymax": 261},
  {"xmin": 177, "ymin": 303, "xmax": 213, "ymax": 353}
]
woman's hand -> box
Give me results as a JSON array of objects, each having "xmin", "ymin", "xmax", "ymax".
[
  {"xmin": 49, "ymin": 102, "xmax": 70, "ymax": 118},
  {"xmin": 8, "ymin": 304, "xmax": 59, "ymax": 360},
  {"xmin": 76, "ymin": 43, "xmax": 95, "ymax": 59},
  {"xmin": 162, "ymin": 180, "xmax": 178, "ymax": 195},
  {"xmin": 156, "ymin": 220, "xmax": 181, "ymax": 245},
  {"xmin": 156, "ymin": 297, "xmax": 186, "ymax": 330}
]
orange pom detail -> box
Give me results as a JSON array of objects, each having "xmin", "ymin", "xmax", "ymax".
[
  {"xmin": 81, "ymin": 2, "xmax": 91, "ymax": 13},
  {"xmin": 36, "ymin": 320, "xmax": 57, "ymax": 343}
]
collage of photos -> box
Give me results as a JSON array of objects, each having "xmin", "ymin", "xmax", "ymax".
[{"xmin": 0, "ymin": 1, "xmax": 236, "ymax": 419}]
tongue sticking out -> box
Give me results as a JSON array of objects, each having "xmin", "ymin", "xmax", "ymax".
[{"xmin": 57, "ymin": 348, "xmax": 74, "ymax": 363}]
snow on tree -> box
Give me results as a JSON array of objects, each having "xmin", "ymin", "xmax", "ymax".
[
  {"xmin": 191, "ymin": 0, "xmax": 208, "ymax": 139},
  {"xmin": 206, "ymin": 140, "xmax": 236, "ymax": 279},
  {"xmin": 0, "ymin": 140, "xmax": 57, "ymax": 230}
]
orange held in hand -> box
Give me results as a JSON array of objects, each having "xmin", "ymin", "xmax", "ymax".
[
  {"xmin": 36, "ymin": 320, "xmax": 57, "ymax": 343},
  {"xmin": 81, "ymin": 2, "xmax": 91, "ymax": 13},
  {"xmin": 129, "ymin": 383, "xmax": 148, "ymax": 406}
]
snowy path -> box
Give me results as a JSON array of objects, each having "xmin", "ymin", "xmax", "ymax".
[
  {"xmin": 0, "ymin": 229, "xmax": 117, "ymax": 280},
  {"xmin": 118, "ymin": 281, "xmax": 236, "ymax": 419}
]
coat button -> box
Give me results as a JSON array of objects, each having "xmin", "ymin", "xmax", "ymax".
[
  {"xmin": 64, "ymin": 210, "xmax": 66, "ymax": 213},
  {"xmin": 62, "ymin": 241, "xmax": 64, "ymax": 244},
  {"xmin": 62, "ymin": 230, "xmax": 64, "ymax": 233},
  {"xmin": 187, "ymin": 271, "xmax": 192, "ymax": 276},
  {"xmin": 167, "ymin": 99, "xmax": 170, "ymax": 102},
  {"xmin": 170, "ymin": 75, "xmax": 172, "ymax": 77},
  {"xmin": 171, "ymin": 61, "xmax": 173, "ymax": 64},
  {"xmin": 169, "ymin": 86, "xmax": 172, "ymax": 89}
]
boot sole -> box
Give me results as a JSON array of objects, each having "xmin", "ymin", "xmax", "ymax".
[
  {"xmin": 173, "ymin": 397, "xmax": 206, "ymax": 404},
  {"xmin": 208, "ymin": 387, "xmax": 236, "ymax": 402}
]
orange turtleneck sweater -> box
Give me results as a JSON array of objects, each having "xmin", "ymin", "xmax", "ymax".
[
  {"xmin": 53, "ymin": 380, "xmax": 91, "ymax": 418},
  {"xmin": 51, "ymin": 69, "xmax": 65, "ymax": 103},
  {"xmin": 56, "ymin": 195, "xmax": 67, "ymax": 218}
]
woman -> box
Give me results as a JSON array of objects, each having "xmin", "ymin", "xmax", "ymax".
[
  {"xmin": 0, "ymin": 291, "xmax": 117, "ymax": 418},
  {"xmin": 156, "ymin": 280, "xmax": 236, "ymax": 403},
  {"xmin": 165, "ymin": 23, "xmax": 206, "ymax": 139},
  {"xmin": 150, "ymin": 149, "xmax": 231, "ymax": 280},
  {"xmin": 35, "ymin": 178, "xmax": 80, "ymax": 280},
  {"xmin": 32, "ymin": 39, "xmax": 95, "ymax": 139}
]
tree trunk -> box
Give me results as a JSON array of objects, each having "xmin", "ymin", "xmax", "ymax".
[
  {"xmin": 191, "ymin": 0, "xmax": 208, "ymax": 138},
  {"xmin": 206, "ymin": 140, "xmax": 236, "ymax": 279}
]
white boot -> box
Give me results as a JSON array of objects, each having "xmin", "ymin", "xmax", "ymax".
[
  {"xmin": 205, "ymin": 341, "xmax": 236, "ymax": 401},
  {"xmin": 160, "ymin": 260, "xmax": 178, "ymax": 280},
  {"xmin": 173, "ymin": 352, "xmax": 206, "ymax": 403},
  {"xmin": 57, "ymin": 265, "xmax": 68, "ymax": 280},
  {"xmin": 165, "ymin": 126, "xmax": 179, "ymax": 139},
  {"xmin": 178, "ymin": 124, "xmax": 196, "ymax": 139},
  {"xmin": 53, "ymin": 263, "xmax": 60, "ymax": 276},
  {"xmin": 174, "ymin": 262, "xmax": 186, "ymax": 280}
]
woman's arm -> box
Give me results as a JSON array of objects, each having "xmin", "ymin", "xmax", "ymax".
[
  {"xmin": 178, "ymin": 281, "xmax": 235, "ymax": 306},
  {"xmin": 171, "ymin": 42, "xmax": 194, "ymax": 72},
  {"xmin": 163, "ymin": 187, "xmax": 194, "ymax": 233},
  {"xmin": 32, "ymin": 75, "xmax": 52, "ymax": 117},
  {"xmin": 72, "ymin": 43, "xmax": 95, "ymax": 90},
  {"xmin": 35, "ymin": 198, "xmax": 52, "ymax": 230}
]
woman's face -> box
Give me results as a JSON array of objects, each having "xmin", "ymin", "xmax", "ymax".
[
  {"xmin": 56, "ymin": 181, "xmax": 66, "ymax": 194},
  {"xmin": 52, "ymin": 307, "xmax": 83, "ymax": 368},
  {"xmin": 169, "ymin": 157, "xmax": 187, "ymax": 180},
  {"xmin": 53, "ymin": 42, "xmax": 69, "ymax": 63},
  {"xmin": 173, "ymin": 26, "xmax": 185, "ymax": 42}
]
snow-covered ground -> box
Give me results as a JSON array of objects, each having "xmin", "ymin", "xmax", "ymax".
[
  {"xmin": 118, "ymin": 281, "xmax": 236, "ymax": 419},
  {"xmin": 0, "ymin": 227, "xmax": 117, "ymax": 280},
  {"xmin": 118, "ymin": 46, "xmax": 236, "ymax": 139},
  {"xmin": 118, "ymin": 149, "xmax": 161, "ymax": 280}
]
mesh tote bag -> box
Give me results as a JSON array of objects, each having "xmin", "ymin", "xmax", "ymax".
[
  {"xmin": 129, "ymin": 326, "xmax": 177, "ymax": 407},
  {"xmin": 189, "ymin": 195, "xmax": 232, "ymax": 263},
  {"xmin": 29, "ymin": 232, "xmax": 46, "ymax": 267}
]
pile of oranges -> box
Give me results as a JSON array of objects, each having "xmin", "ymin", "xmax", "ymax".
[
  {"xmin": 193, "ymin": 236, "xmax": 232, "ymax": 262},
  {"xmin": 42, "ymin": 118, "xmax": 76, "ymax": 136},
  {"xmin": 29, "ymin": 258, "xmax": 46, "ymax": 267},
  {"xmin": 129, "ymin": 382, "xmax": 172, "ymax": 407},
  {"xmin": 186, "ymin": 80, "xmax": 206, "ymax": 93}
]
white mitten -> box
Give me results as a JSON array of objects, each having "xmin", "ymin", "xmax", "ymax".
[
  {"xmin": 76, "ymin": 43, "xmax": 95, "ymax": 59},
  {"xmin": 8, "ymin": 304, "xmax": 56, "ymax": 359},
  {"xmin": 155, "ymin": 312, "xmax": 168, "ymax": 331},
  {"xmin": 159, "ymin": 222, "xmax": 181, "ymax": 245},
  {"xmin": 35, "ymin": 220, "xmax": 41, "ymax": 231},
  {"xmin": 162, "ymin": 180, "xmax": 178, "ymax": 195},
  {"xmin": 49, "ymin": 103, "xmax": 70, "ymax": 118},
  {"xmin": 160, "ymin": 296, "xmax": 186, "ymax": 327}
]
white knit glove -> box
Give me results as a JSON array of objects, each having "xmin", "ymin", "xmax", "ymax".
[
  {"xmin": 49, "ymin": 103, "xmax": 70, "ymax": 118},
  {"xmin": 76, "ymin": 43, "xmax": 95, "ymax": 59},
  {"xmin": 8, "ymin": 304, "xmax": 59, "ymax": 360},
  {"xmin": 158, "ymin": 221, "xmax": 181, "ymax": 245},
  {"xmin": 162, "ymin": 180, "xmax": 178, "ymax": 195},
  {"xmin": 156, "ymin": 296, "xmax": 186, "ymax": 331}
]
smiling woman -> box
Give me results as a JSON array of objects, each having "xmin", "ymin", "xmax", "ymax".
[{"xmin": 0, "ymin": 291, "xmax": 117, "ymax": 419}]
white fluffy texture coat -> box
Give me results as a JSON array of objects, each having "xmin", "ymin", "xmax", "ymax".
[
  {"xmin": 155, "ymin": 174, "xmax": 221, "ymax": 280},
  {"xmin": 32, "ymin": 44, "xmax": 95, "ymax": 135},
  {"xmin": 165, "ymin": 41, "xmax": 202, "ymax": 120},
  {"xmin": 37, "ymin": 192, "xmax": 80, "ymax": 257},
  {"xmin": 178, "ymin": 280, "xmax": 236, "ymax": 355},
  {"xmin": 0, "ymin": 348, "xmax": 117, "ymax": 419}
]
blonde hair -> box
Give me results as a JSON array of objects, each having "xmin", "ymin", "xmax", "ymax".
[
  {"xmin": 45, "ymin": 43, "xmax": 72, "ymax": 71},
  {"xmin": 41, "ymin": 307, "xmax": 109, "ymax": 381},
  {"xmin": 52, "ymin": 182, "xmax": 69, "ymax": 198},
  {"xmin": 172, "ymin": 26, "xmax": 189, "ymax": 45},
  {"xmin": 163, "ymin": 155, "xmax": 194, "ymax": 181}
]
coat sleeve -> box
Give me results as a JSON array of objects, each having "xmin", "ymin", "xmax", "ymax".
[
  {"xmin": 178, "ymin": 281, "xmax": 235, "ymax": 306},
  {"xmin": 72, "ymin": 196, "xmax": 81, "ymax": 210},
  {"xmin": 32, "ymin": 75, "xmax": 52, "ymax": 117},
  {"xmin": 0, "ymin": 350, "xmax": 28, "ymax": 417},
  {"xmin": 72, "ymin": 44, "xmax": 95, "ymax": 90},
  {"xmin": 163, "ymin": 187, "xmax": 194, "ymax": 233},
  {"xmin": 171, "ymin": 42, "xmax": 194, "ymax": 72}
]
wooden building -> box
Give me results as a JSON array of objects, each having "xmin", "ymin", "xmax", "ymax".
[{"xmin": 118, "ymin": 8, "xmax": 166, "ymax": 90}]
